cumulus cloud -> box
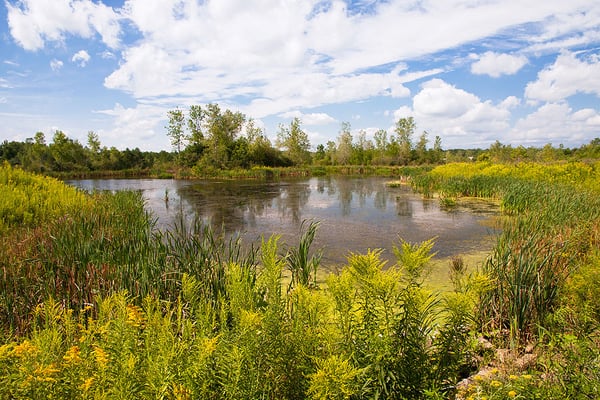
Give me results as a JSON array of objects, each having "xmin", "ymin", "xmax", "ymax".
[
  {"xmin": 395, "ymin": 79, "xmax": 515, "ymax": 147},
  {"xmin": 6, "ymin": 0, "xmax": 121, "ymax": 51},
  {"xmin": 71, "ymin": 50, "xmax": 90, "ymax": 67},
  {"xmin": 525, "ymin": 51, "xmax": 600, "ymax": 102},
  {"xmin": 279, "ymin": 111, "xmax": 337, "ymax": 125},
  {"xmin": 471, "ymin": 52, "xmax": 528, "ymax": 77},
  {"xmin": 50, "ymin": 59, "xmax": 64, "ymax": 71},
  {"xmin": 104, "ymin": 0, "xmax": 598, "ymax": 119},
  {"xmin": 94, "ymin": 102, "xmax": 169, "ymax": 151},
  {"xmin": 510, "ymin": 102, "xmax": 600, "ymax": 145}
]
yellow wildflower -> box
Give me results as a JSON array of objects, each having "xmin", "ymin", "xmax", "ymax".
[
  {"xmin": 33, "ymin": 363, "xmax": 60, "ymax": 383},
  {"xmin": 508, "ymin": 390, "xmax": 517, "ymax": 397},
  {"xmin": 93, "ymin": 346, "xmax": 109, "ymax": 367},
  {"xmin": 522, "ymin": 374, "xmax": 532, "ymax": 380},
  {"xmin": 509, "ymin": 374, "xmax": 518, "ymax": 380},
  {"xmin": 491, "ymin": 380, "xmax": 502, "ymax": 387},
  {"xmin": 125, "ymin": 305, "xmax": 144, "ymax": 328},
  {"xmin": 13, "ymin": 340, "xmax": 37, "ymax": 357},
  {"xmin": 0, "ymin": 343, "xmax": 13, "ymax": 359},
  {"xmin": 474, "ymin": 374, "xmax": 484, "ymax": 382},
  {"xmin": 63, "ymin": 345, "xmax": 81, "ymax": 364},
  {"xmin": 80, "ymin": 377, "xmax": 94, "ymax": 392}
]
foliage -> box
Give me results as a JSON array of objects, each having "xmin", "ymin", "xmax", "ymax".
[
  {"xmin": 413, "ymin": 161, "xmax": 600, "ymax": 347},
  {"xmin": 277, "ymin": 117, "xmax": 312, "ymax": 166},
  {"xmin": 0, "ymin": 162, "xmax": 90, "ymax": 233}
]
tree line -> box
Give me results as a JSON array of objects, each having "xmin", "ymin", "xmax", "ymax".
[{"xmin": 2, "ymin": 103, "xmax": 600, "ymax": 175}]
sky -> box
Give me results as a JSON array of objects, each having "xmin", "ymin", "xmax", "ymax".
[{"xmin": 1, "ymin": 0, "xmax": 600, "ymax": 152}]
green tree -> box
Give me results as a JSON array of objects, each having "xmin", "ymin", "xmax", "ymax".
[
  {"xmin": 49, "ymin": 130, "xmax": 88, "ymax": 171},
  {"xmin": 202, "ymin": 104, "xmax": 245, "ymax": 169},
  {"xmin": 433, "ymin": 135, "xmax": 444, "ymax": 164},
  {"xmin": 166, "ymin": 108, "xmax": 186, "ymax": 154},
  {"xmin": 335, "ymin": 122, "xmax": 353, "ymax": 165},
  {"xmin": 394, "ymin": 117, "xmax": 415, "ymax": 165},
  {"xmin": 354, "ymin": 129, "xmax": 373, "ymax": 165},
  {"xmin": 373, "ymin": 128, "xmax": 388, "ymax": 165},
  {"xmin": 276, "ymin": 117, "xmax": 311, "ymax": 166},
  {"xmin": 415, "ymin": 131, "xmax": 428, "ymax": 164},
  {"xmin": 187, "ymin": 104, "xmax": 205, "ymax": 146}
]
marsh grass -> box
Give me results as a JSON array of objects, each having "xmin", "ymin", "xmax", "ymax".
[{"xmin": 418, "ymin": 162, "xmax": 600, "ymax": 347}]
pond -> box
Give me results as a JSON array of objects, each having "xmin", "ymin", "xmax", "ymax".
[{"xmin": 66, "ymin": 176, "xmax": 500, "ymax": 267}]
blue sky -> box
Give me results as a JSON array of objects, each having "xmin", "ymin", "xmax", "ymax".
[{"xmin": 1, "ymin": 0, "xmax": 600, "ymax": 151}]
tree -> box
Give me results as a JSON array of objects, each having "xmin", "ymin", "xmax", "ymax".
[
  {"xmin": 433, "ymin": 135, "xmax": 444, "ymax": 163},
  {"xmin": 354, "ymin": 130, "xmax": 373, "ymax": 165},
  {"xmin": 373, "ymin": 129, "xmax": 388, "ymax": 165},
  {"xmin": 415, "ymin": 131, "xmax": 428, "ymax": 164},
  {"xmin": 187, "ymin": 105, "xmax": 205, "ymax": 146},
  {"xmin": 49, "ymin": 130, "xmax": 88, "ymax": 171},
  {"xmin": 166, "ymin": 108, "xmax": 186, "ymax": 154},
  {"xmin": 34, "ymin": 131, "xmax": 46, "ymax": 146},
  {"xmin": 276, "ymin": 117, "xmax": 311, "ymax": 165},
  {"xmin": 203, "ymin": 104, "xmax": 245, "ymax": 169},
  {"xmin": 335, "ymin": 122, "xmax": 353, "ymax": 165},
  {"xmin": 394, "ymin": 117, "xmax": 415, "ymax": 165}
]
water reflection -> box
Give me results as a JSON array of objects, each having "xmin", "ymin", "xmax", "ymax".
[{"xmin": 66, "ymin": 177, "xmax": 500, "ymax": 266}]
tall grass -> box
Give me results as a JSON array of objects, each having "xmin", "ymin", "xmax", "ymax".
[{"xmin": 415, "ymin": 161, "xmax": 600, "ymax": 345}]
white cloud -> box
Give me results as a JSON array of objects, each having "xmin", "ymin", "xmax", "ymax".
[
  {"xmin": 525, "ymin": 51, "xmax": 600, "ymax": 102},
  {"xmin": 100, "ymin": 50, "xmax": 115, "ymax": 59},
  {"xmin": 471, "ymin": 52, "xmax": 528, "ymax": 77},
  {"xmin": 395, "ymin": 79, "xmax": 514, "ymax": 147},
  {"xmin": 72, "ymin": 50, "xmax": 91, "ymax": 67},
  {"xmin": 279, "ymin": 111, "xmax": 337, "ymax": 125},
  {"xmin": 50, "ymin": 59, "xmax": 64, "ymax": 71},
  {"xmin": 95, "ymin": 103, "xmax": 169, "ymax": 151},
  {"xmin": 510, "ymin": 102, "xmax": 600, "ymax": 145},
  {"xmin": 104, "ymin": 0, "xmax": 598, "ymax": 119},
  {"xmin": 6, "ymin": 0, "xmax": 121, "ymax": 51}
]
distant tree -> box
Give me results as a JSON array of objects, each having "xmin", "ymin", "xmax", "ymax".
[
  {"xmin": 335, "ymin": 122, "xmax": 353, "ymax": 165},
  {"xmin": 166, "ymin": 108, "xmax": 186, "ymax": 154},
  {"xmin": 354, "ymin": 130, "xmax": 373, "ymax": 165},
  {"xmin": 314, "ymin": 144, "xmax": 326, "ymax": 164},
  {"xmin": 34, "ymin": 131, "xmax": 46, "ymax": 146},
  {"xmin": 0, "ymin": 140, "xmax": 26, "ymax": 166},
  {"xmin": 187, "ymin": 105, "xmax": 205, "ymax": 146},
  {"xmin": 202, "ymin": 104, "xmax": 245, "ymax": 169},
  {"xmin": 433, "ymin": 135, "xmax": 444, "ymax": 163},
  {"xmin": 373, "ymin": 129, "xmax": 388, "ymax": 165},
  {"xmin": 415, "ymin": 131, "xmax": 428, "ymax": 163},
  {"xmin": 49, "ymin": 130, "xmax": 88, "ymax": 171},
  {"xmin": 394, "ymin": 117, "xmax": 415, "ymax": 165},
  {"xmin": 325, "ymin": 141, "xmax": 337, "ymax": 165},
  {"xmin": 276, "ymin": 117, "xmax": 311, "ymax": 165}
]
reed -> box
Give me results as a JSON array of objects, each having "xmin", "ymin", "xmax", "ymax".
[{"xmin": 418, "ymin": 161, "xmax": 600, "ymax": 345}]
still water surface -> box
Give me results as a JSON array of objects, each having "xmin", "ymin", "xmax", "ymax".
[{"xmin": 67, "ymin": 177, "xmax": 499, "ymax": 267}]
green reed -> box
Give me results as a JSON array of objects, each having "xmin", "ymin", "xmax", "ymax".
[{"xmin": 418, "ymin": 163, "xmax": 600, "ymax": 345}]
